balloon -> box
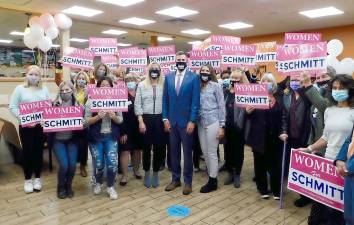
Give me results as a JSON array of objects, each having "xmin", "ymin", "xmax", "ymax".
[
  {"xmin": 29, "ymin": 24, "xmax": 44, "ymax": 40},
  {"xmin": 29, "ymin": 16, "xmax": 40, "ymax": 26},
  {"xmin": 326, "ymin": 55, "xmax": 340, "ymax": 70},
  {"xmin": 38, "ymin": 36, "xmax": 52, "ymax": 52},
  {"xmin": 327, "ymin": 39, "xmax": 343, "ymax": 57},
  {"xmin": 39, "ymin": 13, "xmax": 55, "ymax": 30},
  {"xmin": 54, "ymin": 13, "xmax": 72, "ymax": 30},
  {"xmin": 61, "ymin": 16, "xmax": 72, "ymax": 30},
  {"xmin": 23, "ymin": 34, "xmax": 38, "ymax": 49},
  {"xmin": 337, "ymin": 58, "xmax": 354, "ymax": 75},
  {"xmin": 45, "ymin": 26, "xmax": 59, "ymax": 40}
]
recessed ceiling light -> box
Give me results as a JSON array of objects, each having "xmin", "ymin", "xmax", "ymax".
[
  {"xmin": 119, "ymin": 17, "xmax": 155, "ymax": 25},
  {"xmin": 52, "ymin": 44, "xmax": 60, "ymax": 48},
  {"xmin": 117, "ymin": 42, "xmax": 132, "ymax": 47},
  {"xmin": 156, "ymin": 6, "xmax": 198, "ymax": 18},
  {"xmin": 219, "ymin": 22, "xmax": 253, "ymax": 30},
  {"xmin": 62, "ymin": 6, "xmax": 103, "ymax": 17},
  {"xmin": 70, "ymin": 38, "xmax": 89, "ymax": 43},
  {"xmin": 188, "ymin": 41, "xmax": 202, "ymax": 45},
  {"xmin": 158, "ymin": 36, "xmax": 173, "ymax": 42},
  {"xmin": 181, "ymin": 29, "xmax": 211, "ymax": 35},
  {"xmin": 102, "ymin": 29, "xmax": 127, "ymax": 35},
  {"xmin": 10, "ymin": 31, "xmax": 25, "ymax": 36},
  {"xmin": 0, "ymin": 39, "xmax": 13, "ymax": 44},
  {"xmin": 97, "ymin": 0, "xmax": 145, "ymax": 7},
  {"xmin": 299, "ymin": 6, "xmax": 344, "ymax": 18}
]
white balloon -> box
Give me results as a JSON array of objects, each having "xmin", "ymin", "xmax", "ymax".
[
  {"xmin": 61, "ymin": 16, "xmax": 72, "ymax": 30},
  {"xmin": 327, "ymin": 39, "xmax": 344, "ymax": 57},
  {"xmin": 326, "ymin": 55, "xmax": 339, "ymax": 69},
  {"xmin": 29, "ymin": 24, "xmax": 44, "ymax": 40},
  {"xmin": 39, "ymin": 13, "xmax": 55, "ymax": 30},
  {"xmin": 38, "ymin": 36, "xmax": 52, "ymax": 52},
  {"xmin": 45, "ymin": 26, "xmax": 59, "ymax": 40},
  {"xmin": 23, "ymin": 34, "xmax": 38, "ymax": 49},
  {"xmin": 337, "ymin": 58, "xmax": 354, "ymax": 75},
  {"xmin": 29, "ymin": 16, "xmax": 40, "ymax": 26},
  {"xmin": 54, "ymin": 13, "xmax": 71, "ymax": 30}
]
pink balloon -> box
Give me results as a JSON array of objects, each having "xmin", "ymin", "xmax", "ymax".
[
  {"xmin": 29, "ymin": 16, "xmax": 40, "ymax": 26},
  {"xmin": 54, "ymin": 13, "xmax": 69, "ymax": 29},
  {"xmin": 39, "ymin": 13, "xmax": 55, "ymax": 30}
]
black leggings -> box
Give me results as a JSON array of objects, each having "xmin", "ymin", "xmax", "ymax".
[
  {"xmin": 19, "ymin": 125, "xmax": 45, "ymax": 180},
  {"xmin": 77, "ymin": 136, "xmax": 88, "ymax": 166},
  {"xmin": 224, "ymin": 126, "xmax": 245, "ymax": 175}
]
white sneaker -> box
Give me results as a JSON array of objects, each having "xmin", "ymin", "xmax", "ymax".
[
  {"xmin": 24, "ymin": 180, "xmax": 33, "ymax": 193},
  {"xmin": 93, "ymin": 184, "xmax": 102, "ymax": 195},
  {"xmin": 107, "ymin": 187, "xmax": 118, "ymax": 200},
  {"xmin": 33, "ymin": 178, "xmax": 42, "ymax": 192}
]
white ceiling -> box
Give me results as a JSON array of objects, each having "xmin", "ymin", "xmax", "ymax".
[{"xmin": 0, "ymin": 0, "xmax": 353, "ymax": 50}]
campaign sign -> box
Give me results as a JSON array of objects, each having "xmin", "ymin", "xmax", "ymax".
[
  {"xmin": 88, "ymin": 87, "xmax": 128, "ymax": 112},
  {"xmin": 62, "ymin": 47, "xmax": 94, "ymax": 70},
  {"xmin": 255, "ymin": 42, "xmax": 277, "ymax": 65},
  {"xmin": 221, "ymin": 44, "xmax": 257, "ymax": 67},
  {"xmin": 118, "ymin": 48, "xmax": 147, "ymax": 72},
  {"xmin": 89, "ymin": 38, "xmax": 117, "ymax": 56},
  {"xmin": 277, "ymin": 42, "xmax": 327, "ymax": 77},
  {"xmin": 189, "ymin": 50, "xmax": 221, "ymax": 70},
  {"xmin": 42, "ymin": 106, "xmax": 83, "ymax": 133},
  {"xmin": 19, "ymin": 100, "xmax": 52, "ymax": 127},
  {"xmin": 284, "ymin": 33, "xmax": 322, "ymax": 44},
  {"xmin": 101, "ymin": 55, "xmax": 118, "ymax": 69},
  {"xmin": 288, "ymin": 149, "xmax": 344, "ymax": 212},
  {"xmin": 147, "ymin": 45, "xmax": 176, "ymax": 72},
  {"xmin": 234, "ymin": 84, "xmax": 269, "ymax": 109},
  {"xmin": 201, "ymin": 35, "xmax": 241, "ymax": 51}
]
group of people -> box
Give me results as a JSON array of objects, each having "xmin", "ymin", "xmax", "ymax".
[{"xmin": 8, "ymin": 50, "xmax": 354, "ymax": 224}]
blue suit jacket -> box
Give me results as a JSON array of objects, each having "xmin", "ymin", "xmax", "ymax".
[
  {"xmin": 162, "ymin": 70, "xmax": 200, "ymax": 128},
  {"xmin": 335, "ymin": 132, "xmax": 354, "ymax": 176}
]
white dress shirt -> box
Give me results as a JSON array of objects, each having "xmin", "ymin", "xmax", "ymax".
[{"xmin": 175, "ymin": 69, "xmax": 186, "ymax": 90}]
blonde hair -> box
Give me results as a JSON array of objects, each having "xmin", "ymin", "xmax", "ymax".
[
  {"xmin": 142, "ymin": 62, "xmax": 164, "ymax": 88},
  {"xmin": 75, "ymin": 71, "xmax": 89, "ymax": 88},
  {"xmin": 261, "ymin": 73, "xmax": 277, "ymax": 94},
  {"xmin": 24, "ymin": 65, "xmax": 43, "ymax": 88},
  {"xmin": 231, "ymin": 68, "xmax": 249, "ymax": 84},
  {"xmin": 54, "ymin": 80, "xmax": 77, "ymax": 105},
  {"xmin": 125, "ymin": 73, "xmax": 138, "ymax": 83}
]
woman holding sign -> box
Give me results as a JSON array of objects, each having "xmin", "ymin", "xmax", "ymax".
[
  {"xmin": 197, "ymin": 64, "xmax": 226, "ymax": 193},
  {"xmin": 94, "ymin": 63, "xmax": 110, "ymax": 81},
  {"xmin": 85, "ymin": 76, "xmax": 123, "ymax": 200},
  {"xmin": 9, "ymin": 65, "xmax": 51, "ymax": 194}
]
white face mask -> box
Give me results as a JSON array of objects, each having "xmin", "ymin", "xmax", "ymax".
[{"xmin": 27, "ymin": 74, "xmax": 40, "ymax": 86}]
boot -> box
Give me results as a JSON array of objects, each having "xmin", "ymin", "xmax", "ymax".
[
  {"xmin": 57, "ymin": 185, "xmax": 67, "ymax": 199},
  {"xmin": 224, "ymin": 171, "xmax": 234, "ymax": 185},
  {"xmin": 200, "ymin": 177, "xmax": 217, "ymax": 193},
  {"xmin": 66, "ymin": 182, "xmax": 74, "ymax": 198},
  {"xmin": 233, "ymin": 174, "xmax": 241, "ymax": 188},
  {"xmin": 151, "ymin": 172, "xmax": 159, "ymax": 188},
  {"xmin": 143, "ymin": 171, "xmax": 151, "ymax": 188}
]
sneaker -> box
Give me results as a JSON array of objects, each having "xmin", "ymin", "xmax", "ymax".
[
  {"xmin": 261, "ymin": 194, "xmax": 270, "ymax": 199},
  {"xmin": 24, "ymin": 180, "xmax": 33, "ymax": 194},
  {"xmin": 144, "ymin": 171, "xmax": 151, "ymax": 188},
  {"xmin": 151, "ymin": 172, "xmax": 159, "ymax": 188},
  {"xmin": 93, "ymin": 184, "xmax": 102, "ymax": 195},
  {"xmin": 107, "ymin": 187, "xmax": 118, "ymax": 200},
  {"xmin": 273, "ymin": 196, "xmax": 280, "ymax": 200},
  {"xmin": 120, "ymin": 176, "xmax": 128, "ymax": 186},
  {"xmin": 33, "ymin": 178, "xmax": 42, "ymax": 192},
  {"xmin": 133, "ymin": 169, "xmax": 142, "ymax": 180},
  {"xmin": 233, "ymin": 175, "xmax": 241, "ymax": 188}
]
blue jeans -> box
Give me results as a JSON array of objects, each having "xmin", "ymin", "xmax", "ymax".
[
  {"xmin": 345, "ymin": 177, "xmax": 354, "ymax": 225},
  {"xmin": 53, "ymin": 139, "xmax": 78, "ymax": 187},
  {"xmin": 89, "ymin": 135, "xmax": 118, "ymax": 187}
]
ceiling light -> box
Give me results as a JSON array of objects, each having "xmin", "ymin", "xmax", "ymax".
[
  {"xmin": 70, "ymin": 38, "xmax": 89, "ymax": 43},
  {"xmin": 181, "ymin": 29, "xmax": 211, "ymax": 35},
  {"xmin": 0, "ymin": 39, "xmax": 13, "ymax": 44},
  {"xmin": 10, "ymin": 31, "xmax": 25, "ymax": 36},
  {"xmin": 117, "ymin": 42, "xmax": 132, "ymax": 47},
  {"xmin": 156, "ymin": 6, "xmax": 198, "ymax": 18},
  {"xmin": 119, "ymin": 17, "xmax": 155, "ymax": 25},
  {"xmin": 188, "ymin": 41, "xmax": 202, "ymax": 45},
  {"xmin": 219, "ymin": 22, "xmax": 253, "ymax": 30},
  {"xmin": 97, "ymin": 0, "xmax": 145, "ymax": 7},
  {"xmin": 158, "ymin": 36, "xmax": 173, "ymax": 41},
  {"xmin": 299, "ymin": 6, "xmax": 344, "ymax": 18},
  {"xmin": 62, "ymin": 6, "xmax": 103, "ymax": 17},
  {"xmin": 102, "ymin": 29, "xmax": 127, "ymax": 35}
]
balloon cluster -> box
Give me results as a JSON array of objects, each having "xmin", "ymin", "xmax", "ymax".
[
  {"xmin": 327, "ymin": 39, "xmax": 354, "ymax": 75},
  {"xmin": 23, "ymin": 13, "xmax": 72, "ymax": 52}
]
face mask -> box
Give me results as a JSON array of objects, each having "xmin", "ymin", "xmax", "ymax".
[
  {"xmin": 61, "ymin": 92, "xmax": 72, "ymax": 102},
  {"xmin": 96, "ymin": 70, "xmax": 106, "ymax": 78},
  {"xmin": 222, "ymin": 79, "xmax": 230, "ymax": 89},
  {"xmin": 230, "ymin": 80, "xmax": 237, "ymax": 87},
  {"xmin": 200, "ymin": 73, "xmax": 210, "ymax": 82},
  {"xmin": 149, "ymin": 69, "xmax": 160, "ymax": 79},
  {"xmin": 267, "ymin": 83, "xmax": 273, "ymax": 92},
  {"xmin": 332, "ymin": 89, "xmax": 349, "ymax": 102},
  {"xmin": 76, "ymin": 79, "xmax": 87, "ymax": 88},
  {"xmin": 126, "ymin": 81, "xmax": 137, "ymax": 90},
  {"xmin": 27, "ymin": 75, "xmax": 40, "ymax": 86},
  {"xmin": 317, "ymin": 80, "xmax": 329, "ymax": 89},
  {"xmin": 290, "ymin": 81, "xmax": 301, "ymax": 91},
  {"xmin": 176, "ymin": 62, "xmax": 187, "ymax": 72}
]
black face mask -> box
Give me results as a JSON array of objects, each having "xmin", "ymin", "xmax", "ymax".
[
  {"xmin": 317, "ymin": 80, "xmax": 330, "ymax": 88},
  {"xmin": 200, "ymin": 73, "xmax": 210, "ymax": 82},
  {"xmin": 176, "ymin": 61, "xmax": 187, "ymax": 72},
  {"xmin": 149, "ymin": 69, "xmax": 160, "ymax": 79},
  {"xmin": 230, "ymin": 80, "xmax": 239, "ymax": 87}
]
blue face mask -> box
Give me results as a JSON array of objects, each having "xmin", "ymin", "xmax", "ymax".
[
  {"xmin": 332, "ymin": 89, "xmax": 349, "ymax": 102},
  {"xmin": 126, "ymin": 81, "xmax": 137, "ymax": 90},
  {"xmin": 290, "ymin": 81, "xmax": 301, "ymax": 91},
  {"xmin": 222, "ymin": 79, "xmax": 230, "ymax": 89},
  {"xmin": 267, "ymin": 83, "xmax": 273, "ymax": 92}
]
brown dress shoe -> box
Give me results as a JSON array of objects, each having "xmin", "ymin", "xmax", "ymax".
[
  {"xmin": 183, "ymin": 184, "xmax": 192, "ymax": 195},
  {"xmin": 165, "ymin": 181, "xmax": 181, "ymax": 191},
  {"xmin": 80, "ymin": 165, "xmax": 87, "ymax": 177}
]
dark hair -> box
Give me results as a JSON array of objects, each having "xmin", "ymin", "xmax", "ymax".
[
  {"xmin": 96, "ymin": 76, "xmax": 114, "ymax": 88},
  {"xmin": 200, "ymin": 64, "xmax": 218, "ymax": 83},
  {"xmin": 329, "ymin": 74, "xmax": 354, "ymax": 107},
  {"xmin": 176, "ymin": 51, "xmax": 188, "ymax": 58}
]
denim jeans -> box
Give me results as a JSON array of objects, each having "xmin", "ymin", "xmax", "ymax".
[
  {"xmin": 53, "ymin": 139, "xmax": 78, "ymax": 187},
  {"xmin": 89, "ymin": 134, "xmax": 118, "ymax": 187}
]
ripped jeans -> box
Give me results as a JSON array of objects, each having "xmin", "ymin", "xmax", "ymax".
[{"xmin": 89, "ymin": 134, "xmax": 118, "ymax": 188}]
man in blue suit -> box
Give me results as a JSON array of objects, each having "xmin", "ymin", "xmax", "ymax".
[{"xmin": 163, "ymin": 51, "xmax": 200, "ymax": 195}]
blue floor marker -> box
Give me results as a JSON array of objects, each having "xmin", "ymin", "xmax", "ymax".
[{"xmin": 167, "ymin": 205, "xmax": 190, "ymax": 218}]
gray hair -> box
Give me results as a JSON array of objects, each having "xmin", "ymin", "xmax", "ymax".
[{"xmin": 261, "ymin": 73, "xmax": 277, "ymax": 94}]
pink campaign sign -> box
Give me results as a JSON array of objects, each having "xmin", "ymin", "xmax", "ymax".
[
  {"xmin": 101, "ymin": 55, "xmax": 118, "ymax": 69},
  {"xmin": 234, "ymin": 84, "xmax": 269, "ymax": 109},
  {"xmin": 62, "ymin": 47, "xmax": 94, "ymax": 70},
  {"xmin": 221, "ymin": 44, "xmax": 257, "ymax": 67},
  {"xmin": 89, "ymin": 38, "xmax": 117, "ymax": 56},
  {"xmin": 277, "ymin": 42, "xmax": 327, "ymax": 77},
  {"xmin": 118, "ymin": 48, "xmax": 147, "ymax": 72},
  {"xmin": 284, "ymin": 33, "xmax": 322, "ymax": 44},
  {"xmin": 42, "ymin": 106, "xmax": 83, "ymax": 133},
  {"xmin": 288, "ymin": 149, "xmax": 344, "ymax": 212},
  {"xmin": 19, "ymin": 100, "xmax": 52, "ymax": 127},
  {"xmin": 147, "ymin": 45, "xmax": 176, "ymax": 72},
  {"xmin": 88, "ymin": 87, "xmax": 128, "ymax": 112},
  {"xmin": 189, "ymin": 50, "xmax": 221, "ymax": 70},
  {"xmin": 204, "ymin": 35, "xmax": 241, "ymax": 51}
]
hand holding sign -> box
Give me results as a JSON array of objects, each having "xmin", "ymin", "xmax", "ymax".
[
  {"xmin": 299, "ymin": 71, "xmax": 312, "ymax": 88},
  {"xmin": 98, "ymin": 111, "xmax": 106, "ymax": 119},
  {"xmin": 335, "ymin": 161, "xmax": 348, "ymax": 177}
]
